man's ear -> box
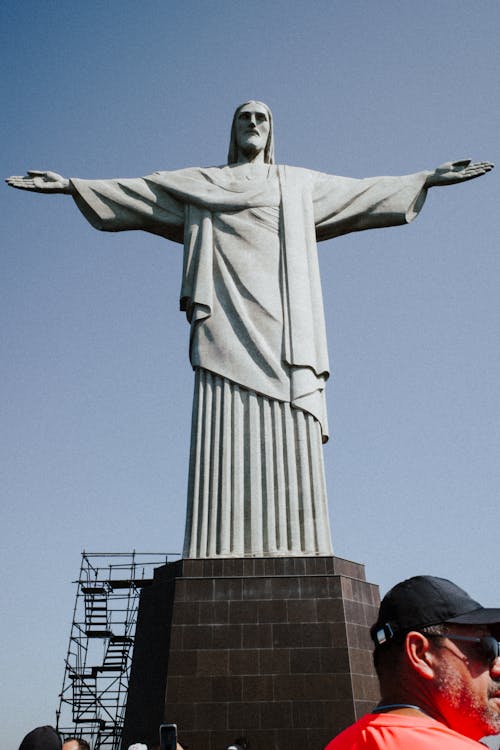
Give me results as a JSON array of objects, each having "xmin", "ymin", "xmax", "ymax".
[{"xmin": 405, "ymin": 631, "xmax": 436, "ymax": 680}]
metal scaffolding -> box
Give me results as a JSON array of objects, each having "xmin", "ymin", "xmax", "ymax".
[{"xmin": 56, "ymin": 551, "xmax": 180, "ymax": 750}]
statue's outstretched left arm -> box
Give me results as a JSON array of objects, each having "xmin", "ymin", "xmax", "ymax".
[{"xmin": 424, "ymin": 160, "xmax": 494, "ymax": 188}]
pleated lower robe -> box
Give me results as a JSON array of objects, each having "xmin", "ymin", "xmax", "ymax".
[{"xmin": 183, "ymin": 369, "xmax": 333, "ymax": 557}]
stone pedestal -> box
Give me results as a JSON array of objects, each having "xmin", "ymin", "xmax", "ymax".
[{"xmin": 122, "ymin": 557, "xmax": 380, "ymax": 750}]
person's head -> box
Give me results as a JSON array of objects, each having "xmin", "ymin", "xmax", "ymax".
[
  {"xmin": 19, "ymin": 726, "xmax": 61, "ymax": 750},
  {"xmin": 371, "ymin": 575, "xmax": 500, "ymax": 740},
  {"xmin": 227, "ymin": 101, "xmax": 274, "ymax": 165},
  {"xmin": 62, "ymin": 738, "xmax": 90, "ymax": 750}
]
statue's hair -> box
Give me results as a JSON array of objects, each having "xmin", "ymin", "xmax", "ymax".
[{"xmin": 227, "ymin": 100, "xmax": 275, "ymax": 165}]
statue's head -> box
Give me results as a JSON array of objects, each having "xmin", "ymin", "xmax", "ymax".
[{"xmin": 227, "ymin": 100, "xmax": 275, "ymax": 165}]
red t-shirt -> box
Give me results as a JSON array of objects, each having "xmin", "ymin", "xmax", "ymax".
[{"xmin": 324, "ymin": 713, "xmax": 486, "ymax": 749}]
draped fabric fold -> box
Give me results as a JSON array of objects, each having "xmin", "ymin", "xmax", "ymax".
[{"xmin": 181, "ymin": 205, "xmax": 214, "ymax": 326}]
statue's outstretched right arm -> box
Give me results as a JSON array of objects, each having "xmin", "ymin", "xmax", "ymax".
[{"xmin": 6, "ymin": 170, "xmax": 75, "ymax": 194}]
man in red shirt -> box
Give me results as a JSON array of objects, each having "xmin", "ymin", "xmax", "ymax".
[{"xmin": 325, "ymin": 576, "xmax": 500, "ymax": 749}]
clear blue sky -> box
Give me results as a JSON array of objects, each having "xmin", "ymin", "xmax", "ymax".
[{"xmin": 2, "ymin": 1, "xmax": 499, "ymax": 746}]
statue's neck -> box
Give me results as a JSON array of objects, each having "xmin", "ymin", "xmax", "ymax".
[
  {"xmin": 228, "ymin": 162, "xmax": 271, "ymax": 181},
  {"xmin": 235, "ymin": 148, "xmax": 266, "ymax": 165}
]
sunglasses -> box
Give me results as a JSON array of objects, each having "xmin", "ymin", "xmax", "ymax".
[{"xmin": 445, "ymin": 634, "xmax": 500, "ymax": 667}]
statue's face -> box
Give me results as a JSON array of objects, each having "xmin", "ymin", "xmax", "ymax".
[{"xmin": 235, "ymin": 102, "xmax": 270, "ymax": 158}]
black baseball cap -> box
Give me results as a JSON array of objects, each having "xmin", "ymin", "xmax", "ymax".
[{"xmin": 371, "ymin": 575, "xmax": 500, "ymax": 646}]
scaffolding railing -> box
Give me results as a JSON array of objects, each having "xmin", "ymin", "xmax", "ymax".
[{"xmin": 56, "ymin": 551, "xmax": 181, "ymax": 750}]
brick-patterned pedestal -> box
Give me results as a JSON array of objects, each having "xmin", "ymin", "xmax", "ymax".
[{"xmin": 122, "ymin": 557, "xmax": 380, "ymax": 750}]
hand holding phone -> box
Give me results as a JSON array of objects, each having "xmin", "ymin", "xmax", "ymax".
[{"xmin": 159, "ymin": 723, "xmax": 177, "ymax": 750}]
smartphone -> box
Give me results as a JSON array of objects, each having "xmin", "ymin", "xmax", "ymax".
[{"xmin": 159, "ymin": 723, "xmax": 177, "ymax": 750}]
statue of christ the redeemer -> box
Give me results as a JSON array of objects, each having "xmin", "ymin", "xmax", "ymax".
[{"xmin": 7, "ymin": 101, "xmax": 493, "ymax": 559}]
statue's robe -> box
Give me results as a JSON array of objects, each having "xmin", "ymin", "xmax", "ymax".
[{"xmin": 71, "ymin": 165, "xmax": 428, "ymax": 557}]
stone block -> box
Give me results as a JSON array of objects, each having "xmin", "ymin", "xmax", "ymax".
[{"xmin": 122, "ymin": 556, "xmax": 380, "ymax": 750}]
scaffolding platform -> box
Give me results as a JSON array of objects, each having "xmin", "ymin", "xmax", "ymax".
[{"xmin": 56, "ymin": 551, "xmax": 180, "ymax": 750}]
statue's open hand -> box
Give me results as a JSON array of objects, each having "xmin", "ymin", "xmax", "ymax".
[
  {"xmin": 426, "ymin": 160, "xmax": 494, "ymax": 187},
  {"xmin": 6, "ymin": 170, "xmax": 72, "ymax": 193}
]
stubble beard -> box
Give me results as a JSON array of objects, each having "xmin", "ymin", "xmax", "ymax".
[{"xmin": 434, "ymin": 659, "xmax": 500, "ymax": 738}]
